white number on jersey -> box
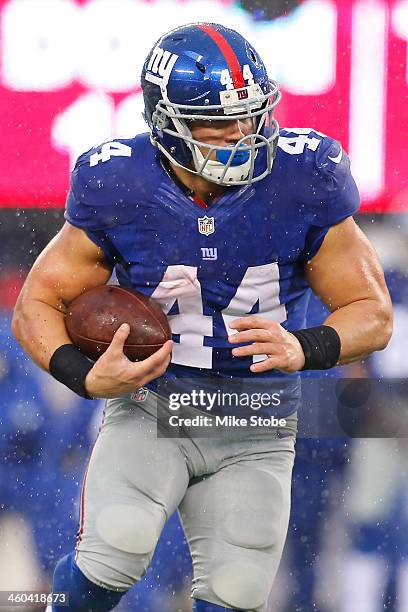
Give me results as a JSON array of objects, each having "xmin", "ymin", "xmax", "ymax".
[
  {"xmin": 151, "ymin": 266, "xmax": 213, "ymax": 368},
  {"xmin": 151, "ymin": 263, "xmax": 287, "ymax": 369},
  {"xmin": 278, "ymin": 128, "xmax": 326, "ymax": 155},
  {"xmin": 222, "ymin": 263, "xmax": 287, "ymax": 363},
  {"xmin": 89, "ymin": 141, "xmax": 132, "ymax": 167}
]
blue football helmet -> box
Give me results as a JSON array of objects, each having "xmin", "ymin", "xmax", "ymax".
[{"xmin": 141, "ymin": 23, "xmax": 281, "ymax": 186}]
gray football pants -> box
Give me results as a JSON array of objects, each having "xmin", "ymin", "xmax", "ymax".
[{"xmin": 75, "ymin": 392, "xmax": 297, "ymax": 612}]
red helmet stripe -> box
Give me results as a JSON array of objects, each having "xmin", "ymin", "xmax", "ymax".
[{"xmin": 198, "ymin": 24, "xmax": 246, "ymax": 89}]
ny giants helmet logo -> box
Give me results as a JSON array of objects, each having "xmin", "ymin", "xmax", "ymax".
[{"xmin": 146, "ymin": 46, "xmax": 179, "ymax": 86}]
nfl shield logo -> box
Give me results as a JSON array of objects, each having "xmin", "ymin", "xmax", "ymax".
[
  {"xmin": 131, "ymin": 387, "xmax": 149, "ymax": 402},
  {"xmin": 198, "ymin": 216, "xmax": 215, "ymax": 236}
]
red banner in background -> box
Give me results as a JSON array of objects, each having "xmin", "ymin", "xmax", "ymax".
[{"xmin": 0, "ymin": 0, "xmax": 407, "ymax": 211}]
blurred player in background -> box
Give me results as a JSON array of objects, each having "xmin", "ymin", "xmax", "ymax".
[
  {"xmin": 340, "ymin": 259, "xmax": 408, "ymax": 612},
  {"xmin": 12, "ymin": 23, "xmax": 392, "ymax": 612}
]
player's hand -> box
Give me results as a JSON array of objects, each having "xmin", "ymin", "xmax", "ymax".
[
  {"xmin": 84, "ymin": 323, "xmax": 173, "ymax": 398},
  {"xmin": 228, "ymin": 316, "xmax": 305, "ymax": 373}
]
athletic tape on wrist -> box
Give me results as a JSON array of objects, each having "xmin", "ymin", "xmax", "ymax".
[
  {"xmin": 291, "ymin": 325, "xmax": 341, "ymax": 370},
  {"xmin": 49, "ymin": 344, "xmax": 95, "ymax": 399}
]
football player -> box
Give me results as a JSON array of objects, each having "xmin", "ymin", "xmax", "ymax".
[{"xmin": 13, "ymin": 23, "xmax": 392, "ymax": 612}]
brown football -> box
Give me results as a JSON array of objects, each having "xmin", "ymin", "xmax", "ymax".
[{"xmin": 65, "ymin": 285, "xmax": 171, "ymax": 361}]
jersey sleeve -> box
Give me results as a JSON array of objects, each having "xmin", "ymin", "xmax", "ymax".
[
  {"xmin": 301, "ymin": 137, "xmax": 360, "ymax": 262},
  {"xmin": 64, "ymin": 154, "xmax": 117, "ymax": 264}
]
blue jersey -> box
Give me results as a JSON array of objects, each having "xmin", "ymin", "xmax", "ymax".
[{"xmin": 65, "ymin": 128, "xmax": 359, "ymax": 416}]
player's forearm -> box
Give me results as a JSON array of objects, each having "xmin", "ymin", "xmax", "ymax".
[
  {"xmin": 324, "ymin": 298, "xmax": 393, "ymax": 365},
  {"xmin": 12, "ymin": 297, "xmax": 72, "ymax": 371}
]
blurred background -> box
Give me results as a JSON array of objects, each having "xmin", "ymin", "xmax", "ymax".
[{"xmin": 0, "ymin": 0, "xmax": 408, "ymax": 610}]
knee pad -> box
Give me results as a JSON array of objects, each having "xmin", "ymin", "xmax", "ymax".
[
  {"xmin": 210, "ymin": 561, "xmax": 270, "ymax": 610},
  {"xmin": 223, "ymin": 473, "xmax": 284, "ymax": 550},
  {"xmin": 224, "ymin": 514, "xmax": 280, "ymax": 550},
  {"xmin": 95, "ymin": 503, "xmax": 158, "ymax": 554}
]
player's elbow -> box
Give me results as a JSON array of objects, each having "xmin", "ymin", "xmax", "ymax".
[
  {"xmin": 373, "ymin": 297, "xmax": 393, "ymax": 351},
  {"xmin": 11, "ymin": 290, "xmax": 33, "ymax": 347},
  {"xmin": 11, "ymin": 296, "xmax": 26, "ymax": 344}
]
